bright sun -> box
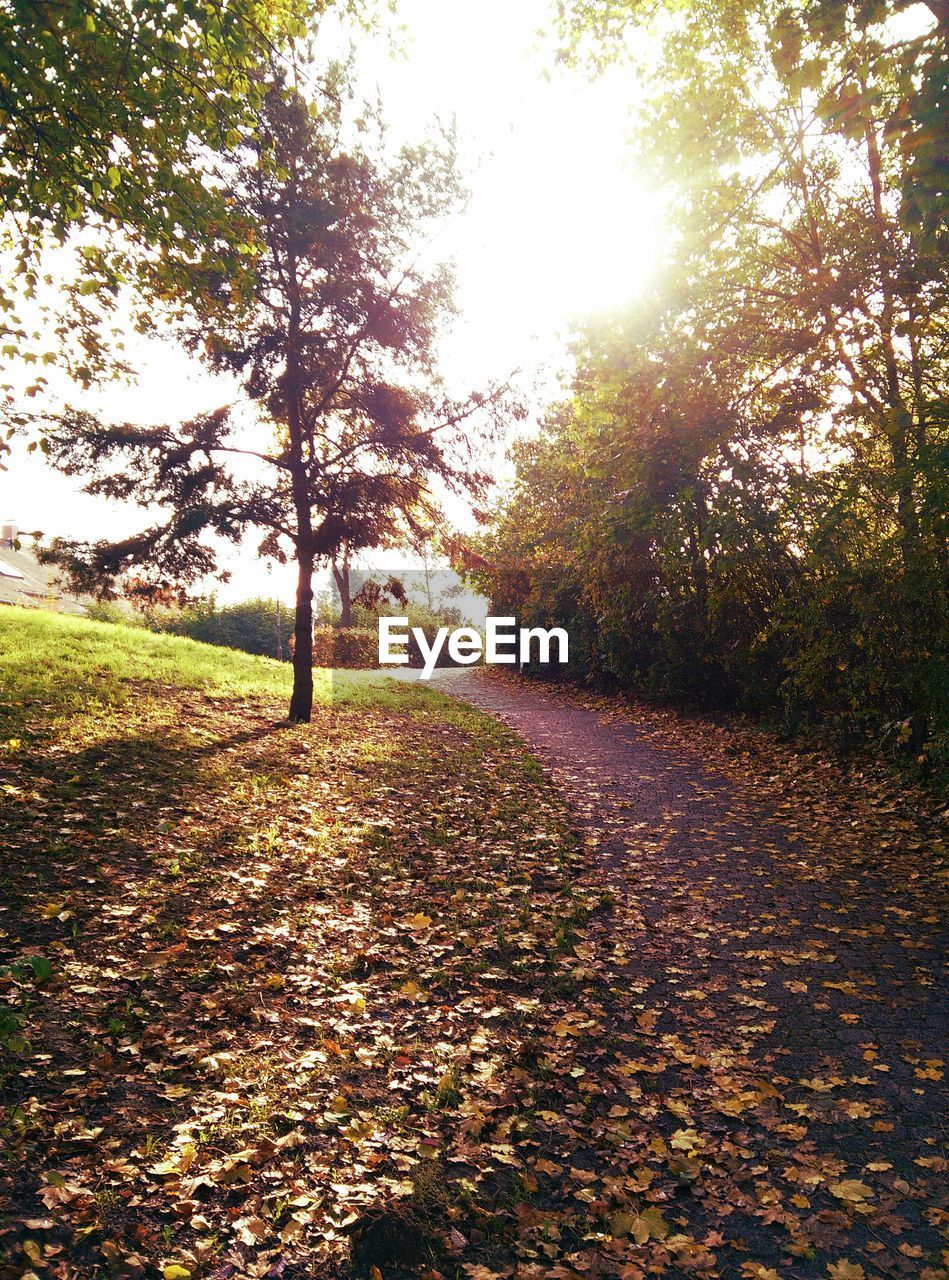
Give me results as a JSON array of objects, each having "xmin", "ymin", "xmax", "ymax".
[
  {"xmin": 329, "ymin": 0, "xmax": 665, "ymax": 385},
  {"xmin": 454, "ymin": 72, "xmax": 664, "ymax": 332}
]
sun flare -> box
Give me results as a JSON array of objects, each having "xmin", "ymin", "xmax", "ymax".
[
  {"xmin": 454, "ymin": 78, "xmax": 666, "ymax": 330},
  {"xmin": 326, "ymin": 0, "xmax": 665, "ymax": 382}
]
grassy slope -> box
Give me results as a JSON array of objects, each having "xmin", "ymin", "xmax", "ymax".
[
  {"xmin": 0, "ymin": 605, "xmax": 379, "ymax": 720},
  {"xmin": 0, "ymin": 607, "xmax": 588, "ymax": 1279}
]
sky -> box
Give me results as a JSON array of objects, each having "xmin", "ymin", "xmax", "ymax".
[{"xmin": 1, "ymin": 0, "xmax": 664, "ymax": 602}]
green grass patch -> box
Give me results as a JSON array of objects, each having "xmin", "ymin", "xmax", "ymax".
[{"xmin": 0, "ymin": 604, "xmax": 458, "ymax": 735}]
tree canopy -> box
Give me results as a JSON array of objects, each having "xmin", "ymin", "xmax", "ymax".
[
  {"xmin": 0, "ymin": 0, "xmax": 343, "ymax": 392},
  {"xmin": 469, "ymin": 0, "xmax": 948, "ymax": 769},
  {"xmin": 557, "ymin": 0, "xmax": 946, "ymax": 245}
]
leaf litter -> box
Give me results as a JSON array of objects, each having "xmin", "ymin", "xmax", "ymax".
[{"xmin": 0, "ymin": 668, "xmax": 946, "ymax": 1280}]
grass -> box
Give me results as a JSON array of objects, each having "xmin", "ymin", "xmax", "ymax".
[
  {"xmin": 0, "ymin": 604, "xmax": 292, "ymax": 711},
  {"xmin": 0, "ymin": 605, "xmax": 513, "ymax": 737},
  {"xmin": 0, "ymin": 605, "xmax": 440, "ymax": 728}
]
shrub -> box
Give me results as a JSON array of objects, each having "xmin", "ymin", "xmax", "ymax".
[
  {"xmin": 312, "ymin": 627, "xmax": 378, "ymax": 668},
  {"xmin": 145, "ymin": 597, "xmax": 289, "ymax": 660}
]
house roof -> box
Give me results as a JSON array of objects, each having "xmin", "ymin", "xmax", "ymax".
[{"xmin": 0, "ymin": 542, "xmax": 88, "ymax": 614}]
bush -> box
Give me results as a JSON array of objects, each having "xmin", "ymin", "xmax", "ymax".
[
  {"xmin": 312, "ymin": 627, "xmax": 378, "ymax": 668},
  {"xmin": 311, "ymin": 623, "xmax": 483, "ymax": 670},
  {"xmin": 147, "ymin": 597, "xmax": 289, "ymax": 660},
  {"xmin": 84, "ymin": 600, "xmax": 143, "ymax": 627}
]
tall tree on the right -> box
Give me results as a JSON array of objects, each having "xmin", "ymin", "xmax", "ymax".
[{"xmin": 476, "ymin": 0, "xmax": 948, "ymax": 754}]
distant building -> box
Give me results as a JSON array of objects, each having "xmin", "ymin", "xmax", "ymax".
[{"xmin": 0, "ymin": 522, "xmax": 89, "ymax": 615}]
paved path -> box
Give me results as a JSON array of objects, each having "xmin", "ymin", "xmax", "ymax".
[{"xmin": 431, "ymin": 668, "xmax": 947, "ymax": 1278}]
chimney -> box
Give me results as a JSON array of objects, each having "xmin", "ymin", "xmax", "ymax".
[{"xmin": 0, "ymin": 522, "xmax": 17, "ymax": 549}]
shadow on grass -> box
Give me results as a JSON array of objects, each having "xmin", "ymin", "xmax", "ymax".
[{"xmin": 0, "ymin": 672, "xmax": 585, "ymax": 1280}]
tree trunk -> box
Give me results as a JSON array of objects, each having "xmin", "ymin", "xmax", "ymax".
[
  {"xmin": 283, "ymin": 197, "xmax": 313, "ymax": 723},
  {"xmin": 332, "ymin": 557, "xmax": 351, "ymax": 628},
  {"xmin": 864, "ymin": 112, "xmax": 920, "ymax": 567},
  {"xmin": 289, "ymin": 547, "xmax": 314, "ymax": 723}
]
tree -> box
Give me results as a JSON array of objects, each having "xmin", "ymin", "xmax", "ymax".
[
  {"xmin": 2, "ymin": 0, "xmax": 300, "ymax": 234},
  {"xmin": 624, "ymin": 1, "xmax": 946, "ymax": 741},
  {"xmin": 332, "ymin": 553, "xmax": 354, "ymax": 628},
  {"xmin": 41, "ymin": 75, "xmax": 504, "ymax": 723},
  {"xmin": 0, "ymin": 0, "xmax": 347, "ymax": 403},
  {"xmin": 554, "ymin": 0, "xmax": 948, "ymax": 602},
  {"xmin": 556, "ymin": 0, "xmax": 947, "ymax": 243},
  {"xmin": 471, "ymin": 0, "xmax": 947, "ymax": 765}
]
